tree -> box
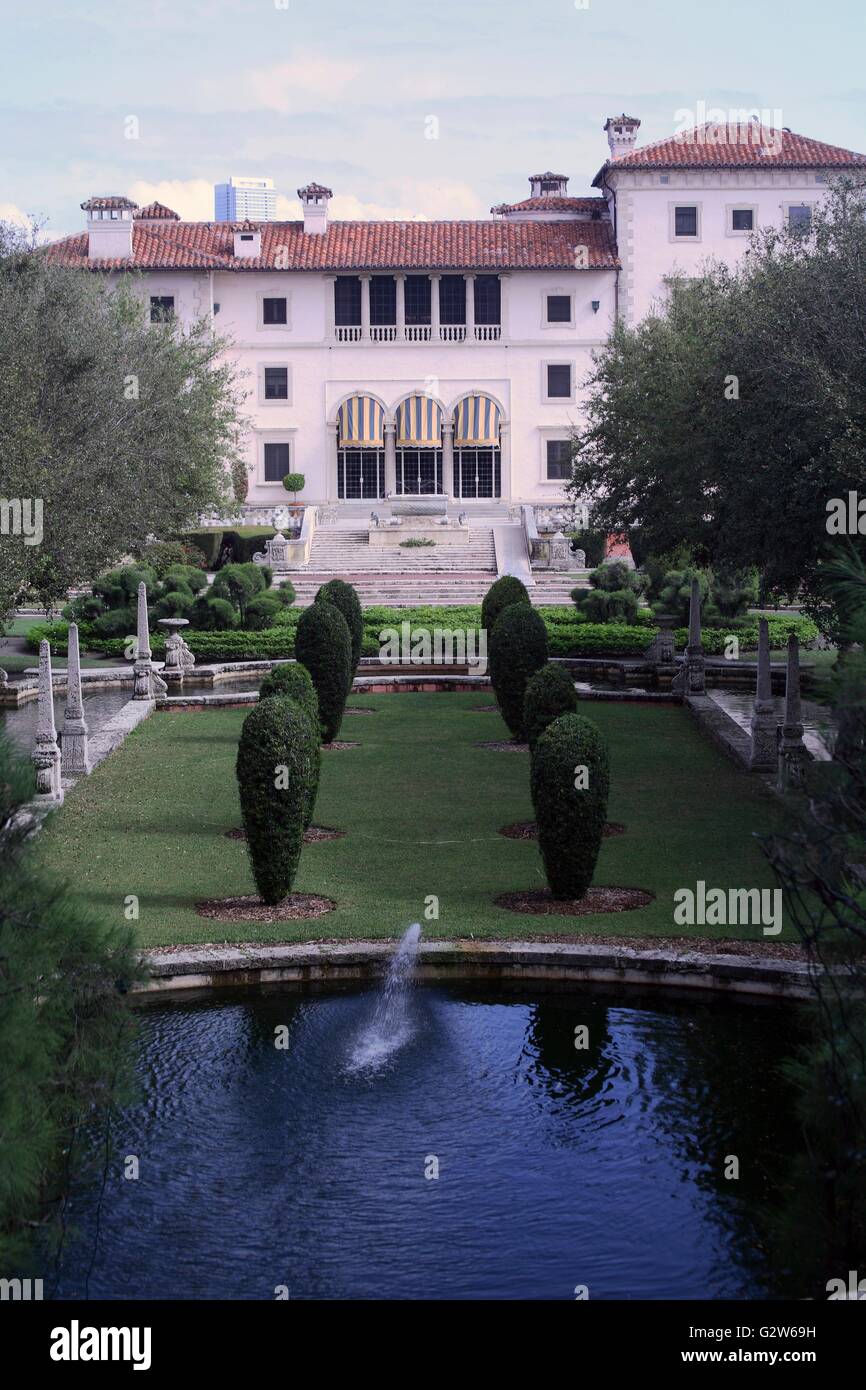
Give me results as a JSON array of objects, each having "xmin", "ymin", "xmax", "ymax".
[
  {"xmin": 567, "ymin": 179, "xmax": 866, "ymax": 624},
  {"xmin": 315, "ymin": 579, "xmax": 363, "ymax": 683},
  {"xmin": 488, "ymin": 603, "xmax": 549, "ymax": 739},
  {"xmin": 235, "ymin": 696, "xmax": 318, "ymax": 904},
  {"xmin": 530, "ymin": 713, "xmax": 610, "ymax": 899},
  {"xmin": 0, "ymin": 220, "xmax": 246, "ymax": 625},
  {"xmin": 481, "ymin": 575, "xmax": 530, "ymax": 637},
  {"xmin": 294, "ymin": 603, "xmax": 352, "ymax": 742},
  {"xmin": 523, "ymin": 663, "xmax": 579, "ymax": 751},
  {"xmin": 258, "ymin": 663, "xmax": 321, "ymax": 826}
]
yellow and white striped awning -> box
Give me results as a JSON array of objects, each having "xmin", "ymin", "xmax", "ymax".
[
  {"xmin": 337, "ymin": 395, "xmax": 385, "ymax": 448},
  {"xmin": 453, "ymin": 394, "xmax": 501, "ymax": 447},
  {"xmin": 396, "ymin": 394, "xmax": 443, "ymax": 448}
]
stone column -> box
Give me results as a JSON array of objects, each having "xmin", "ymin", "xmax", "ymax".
[
  {"xmin": 464, "ymin": 273, "xmax": 476, "ymax": 337},
  {"xmin": 395, "ymin": 273, "xmax": 406, "ymax": 339},
  {"xmin": 441, "ymin": 420, "xmax": 454, "ymax": 498},
  {"xmin": 359, "ymin": 274, "xmax": 371, "ymax": 341},
  {"xmin": 384, "ymin": 423, "xmax": 397, "ymax": 497},
  {"xmin": 132, "ymin": 581, "xmax": 164, "ymax": 700},
  {"xmin": 749, "ymin": 617, "xmax": 778, "ymax": 770},
  {"xmin": 430, "ymin": 273, "xmax": 441, "ymax": 341},
  {"xmin": 779, "ymin": 632, "xmax": 808, "ymax": 788},
  {"xmin": 498, "ymin": 272, "xmax": 510, "ymax": 340},
  {"xmin": 499, "ymin": 420, "xmax": 511, "ymax": 501},
  {"xmin": 685, "ymin": 577, "xmax": 705, "ymax": 694},
  {"xmin": 61, "ymin": 622, "xmax": 90, "ymax": 776},
  {"xmin": 32, "ymin": 640, "xmax": 62, "ymax": 803},
  {"xmin": 327, "ymin": 421, "xmax": 339, "ymax": 502}
]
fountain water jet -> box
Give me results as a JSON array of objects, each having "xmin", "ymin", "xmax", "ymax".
[{"xmin": 347, "ymin": 924, "xmax": 422, "ymax": 1072}]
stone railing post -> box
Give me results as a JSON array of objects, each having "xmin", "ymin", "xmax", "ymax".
[
  {"xmin": 61, "ymin": 622, "xmax": 90, "ymax": 776},
  {"xmin": 685, "ymin": 577, "xmax": 705, "ymax": 694},
  {"xmin": 749, "ymin": 617, "xmax": 777, "ymax": 770},
  {"xmin": 32, "ymin": 640, "xmax": 63, "ymax": 803},
  {"xmin": 779, "ymin": 632, "xmax": 808, "ymax": 787}
]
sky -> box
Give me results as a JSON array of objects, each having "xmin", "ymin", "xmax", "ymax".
[{"xmin": 1, "ymin": 0, "xmax": 865, "ymax": 239}]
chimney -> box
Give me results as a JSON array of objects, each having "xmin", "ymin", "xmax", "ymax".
[
  {"xmin": 231, "ymin": 220, "xmax": 262, "ymax": 258},
  {"xmin": 81, "ymin": 196, "xmax": 138, "ymax": 260},
  {"xmin": 604, "ymin": 114, "xmax": 641, "ymax": 160},
  {"xmin": 298, "ymin": 182, "xmax": 333, "ymax": 236}
]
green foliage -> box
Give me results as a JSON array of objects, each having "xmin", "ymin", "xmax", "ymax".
[
  {"xmin": 399, "ymin": 537, "xmax": 436, "ymax": 548},
  {"xmin": 217, "ymin": 528, "xmax": 276, "ymax": 567},
  {"xmin": 315, "ymin": 579, "xmax": 363, "ymax": 681},
  {"xmin": 211, "ymin": 562, "xmax": 267, "ymax": 619},
  {"xmin": 576, "ymin": 586, "xmax": 640, "ymax": 624},
  {"xmin": 161, "ymin": 564, "xmax": 208, "ymax": 594},
  {"xmin": 523, "ymin": 662, "xmax": 579, "ymax": 751},
  {"xmin": 153, "ymin": 588, "xmax": 194, "ymax": 620},
  {"xmin": 0, "ymin": 729, "xmax": 140, "ymax": 1265},
  {"xmin": 530, "ymin": 712, "xmax": 610, "ymax": 899},
  {"xmin": 62, "ymin": 594, "xmax": 105, "ymax": 624},
  {"xmin": 180, "ymin": 529, "xmax": 223, "ymax": 568},
  {"xmin": 281, "ymin": 472, "xmax": 305, "ymax": 495},
  {"xmin": 244, "ymin": 593, "xmax": 284, "ymax": 630},
  {"xmin": 190, "ymin": 594, "xmax": 238, "ymax": 631},
  {"xmin": 295, "ymin": 602, "xmax": 352, "ymax": 742},
  {"xmin": 489, "ymin": 602, "xmax": 549, "ymax": 738},
  {"xmin": 481, "ymin": 576, "xmax": 530, "ymax": 637},
  {"xmin": 235, "ymin": 697, "xmax": 317, "ymax": 903},
  {"xmin": 258, "ymin": 663, "xmax": 321, "ymax": 825},
  {"xmin": 92, "ymin": 606, "xmax": 138, "ymax": 640},
  {"xmin": 566, "ymin": 528, "xmax": 607, "ymax": 568},
  {"xmin": 139, "ymin": 541, "xmax": 191, "ymax": 577}
]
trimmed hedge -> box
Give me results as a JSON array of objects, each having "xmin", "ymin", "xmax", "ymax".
[
  {"xmin": 315, "ymin": 579, "xmax": 363, "ymax": 682},
  {"xmin": 530, "ymin": 712, "xmax": 610, "ymax": 900},
  {"xmin": 294, "ymin": 603, "xmax": 352, "ymax": 742},
  {"xmin": 489, "ymin": 602, "xmax": 549, "ymax": 739},
  {"xmin": 258, "ymin": 662, "xmax": 321, "ymax": 826},
  {"xmin": 235, "ymin": 696, "xmax": 318, "ymax": 904},
  {"xmin": 523, "ymin": 663, "xmax": 579, "ymax": 752},
  {"xmin": 211, "ymin": 562, "xmax": 267, "ymax": 619},
  {"xmin": 481, "ymin": 575, "xmax": 530, "ymax": 636}
]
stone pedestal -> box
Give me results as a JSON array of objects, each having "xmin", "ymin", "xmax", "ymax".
[
  {"xmin": 252, "ymin": 530, "xmax": 292, "ymax": 574},
  {"xmin": 159, "ymin": 618, "xmax": 196, "ymax": 688},
  {"xmin": 32, "ymin": 640, "xmax": 62, "ymax": 804},
  {"xmin": 749, "ymin": 617, "xmax": 778, "ymax": 771},
  {"xmin": 549, "ymin": 530, "xmax": 571, "ymax": 571},
  {"xmin": 61, "ymin": 622, "xmax": 90, "ymax": 776}
]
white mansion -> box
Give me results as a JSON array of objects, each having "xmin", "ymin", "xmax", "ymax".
[{"xmin": 49, "ymin": 115, "xmax": 866, "ymax": 515}]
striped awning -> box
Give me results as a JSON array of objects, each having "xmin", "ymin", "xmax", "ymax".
[
  {"xmin": 337, "ymin": 395, "xmax": 385, "ymax": 448},
  {"xmin": 453, "ymin": 394, "xmax": 501, "ymax": 447},
  {"xmin": 396, "ymin": 394, "xmax": 443, "ymax": 448}
]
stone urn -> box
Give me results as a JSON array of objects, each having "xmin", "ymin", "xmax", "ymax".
[{"xmin": 158, "ymin": 618, "xmax": 196, "ymax": 688}]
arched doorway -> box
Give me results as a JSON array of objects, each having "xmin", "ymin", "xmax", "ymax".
[
  {"xmin": 336, "ymin": 395, "xmax": 386, "ymax": 499},
  {"xmin": 395, "ymin": 394, "xmax": 444, "ymax": 495},
  {"xmin": 452, "ymin": 394, "xmax": 502, "ymax": 499}
]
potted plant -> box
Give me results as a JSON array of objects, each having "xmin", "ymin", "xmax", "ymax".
[{"xmin": 281, "ymin": 472, "xmax": 306, "ymax": 523}]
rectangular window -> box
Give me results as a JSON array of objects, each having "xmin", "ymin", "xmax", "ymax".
[
  {"xmin": 788, "ymin": 204, "xmax": 811, "ymax": 231},
  {"xmin": 674, "ymin": 206, "xmax": 698, "ymax": 237},
  {"xmin": 474, "ymin": 275, "xmax": 501, "ymax": 325},
  {"xmin": 334, "ymin": 276, "xmax": 361, "ymax": 325},
  {"xmin": 404, "ymin": 275, "xmax": 431, "ymax": 325},
  {"xmin": 370, "ymin": 276, "xmax": 396, "ymax": 325},
  {"xmin": 263, "ymin": 441, "xmax": 291, "ymax": 482},
  {"xmin": 731, "ymin": 208, "xmax": 754, "ymax": 231},
  {"xmin": 264, "ymin": 367, "xmax": 288, "ymax": 400},
  {"xmin": 262, "ymin": 297, "xmax": 287, "ymax": 325},
  {"xmin": 546, "ymin": 363, "xmax": 572, "ymax": 399},
  {"xmin": 150, "ymin": 295, "xmax": 174, "ymax": 323},
  {"xmin": 546, "ymin": 294, "xmax": 572, "ymax": 323},
  {"xmin": 546, "ymin": 439, "xmax": 572, "ymax": 480},
  {"xmin": 439, "ymin": 274, "xmax": 466, "ymax": 324}
]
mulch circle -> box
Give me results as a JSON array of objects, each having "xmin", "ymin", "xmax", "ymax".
[
  {"xmin": 195, "ymin": 893, "xmax": 336, "ymax": 923},
  {"xmin": 225, "ymin": 826, "xmax": 344, "ymax": 844},
  {"xmin": 323, "ymin": 740, "xmax": 360, "ymax": 750},
  {"xmin": 499, "ymin": 820, "xmax": 626, "ymax": 841},
  {"xmin": 475, "ymin": 739, "xmax": 529, "ymax": 752},
  {"xmin": 494, "ymin": 887, "xmax": 654, "ymax": 916}
]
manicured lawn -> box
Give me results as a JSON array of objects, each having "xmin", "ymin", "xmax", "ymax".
[{"xmin": 36, "ymin": 692, "xmax": 790, "ymax": 947}]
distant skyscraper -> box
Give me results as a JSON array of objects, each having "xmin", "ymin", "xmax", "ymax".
[{"xmin": 214, "ymin": 176, "xmax": 277, "ymax": 222}]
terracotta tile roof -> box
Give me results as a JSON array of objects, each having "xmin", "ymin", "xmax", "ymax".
[
  {"xmin": 492, "ymin": 196, "xmax": 608, "ymax": 215},
  {"xmin": 135, "ymin": 201, "xmax": 180, "ymax": 220},
  {"xmin": 43, "ymin": 218, "xmax": 620, "ymax": 272},
  {"xmin": 594, "ymin": 123, "xmax": 866, "ymax": 182}
]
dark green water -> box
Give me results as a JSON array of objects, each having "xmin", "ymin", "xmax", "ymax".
[{"xmin": 47, "ymin": 984, "xmax": 813, "ymax": 1301}]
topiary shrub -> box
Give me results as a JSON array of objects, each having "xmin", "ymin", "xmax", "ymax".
[
  {"xmin": 294, "ymin": 602, "xmax": 352, "ymax": 742},
  {"xmin": 211, "ymin": 562, "xmax": 267, "ymax": 620},
  {"xmin": 481, "ymin": 575, "xmax": 530, "ymax": 637},
  {"xmin": 154, "ymin": 589, "xmax": 194, "ymax": 620},
  {"xmin": 190, "ymin": 594, "xmax": 238, "ymax": 631},
  {"xmin": 92, "ymin": 606, "xmax": 137, "ymax": 639},
  {"xmin": 489, "ymin": 602, "xmax": 549, "ymax": 739},
  {"xmin": 274, "ymin": 581, "xmax": 296, "ymax": 606},
  {"xmin": 245, "ymin": 593, "xmax": 284, "ymax": 631},
  {"xmin": 140, "ymin": 540, "xmax": 189, "ymax": 577},
  {"xmin": 530, "ymin": 712, "xmax": 610, "ymax": 900},
  {"xmin": 235, "ymin": 696, "xmax": 318, "ymax": 904},
  {"xmin": 315, "ymin": 579, "xmax": 362, "ymax": 682},
  {"xmin": 161, "ymin": 564, "xmax": 208, "ymax": 594},
  {"xmin": 577, "ymin": 587, "xmax": 639, "ymax": 624},
  {"xmin": 258, "ymin": 663, "xmax": 321, "ymax": 826},
  {"xmin": 523, "ymin": 663, "xmax": 579, "ymax": 752}
]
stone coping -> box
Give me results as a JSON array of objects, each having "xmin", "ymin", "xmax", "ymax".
[{"xmin": 137, "ymin": 939, "xmax": 814, "ymax": 1001}]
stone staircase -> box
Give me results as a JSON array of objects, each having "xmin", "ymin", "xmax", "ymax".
[{"xmin": 282, "ymin": 524, "xmax": 589, "ymax": 607}]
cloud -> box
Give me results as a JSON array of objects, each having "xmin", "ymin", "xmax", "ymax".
[
  {"xmin": 0, "ymin": 201, "xmax": 32, "ymax": 229},
  {"xmin": 127, "ymin": 178, "xmax": 216, "ymax": 219},
  {"xmin": 199, "ymin": 54, "xmax": 361, "ymax": 115}
]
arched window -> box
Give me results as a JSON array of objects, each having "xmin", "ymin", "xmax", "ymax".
[
  {"xmin": 452, "ymin": 395, "xmax": 502, "ymax": 499},
  {"xmin": 336, "ymin": 395, "xmax": 385, "ymax": 499},
  {"xmin": 395, "ymin": 395, "xmax": 444, "ymax": 495}
]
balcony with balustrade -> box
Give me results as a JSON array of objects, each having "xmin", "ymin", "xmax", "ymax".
[{"xmin": 331, "ymin": 272, "xmax": 503, "ymax": 344}]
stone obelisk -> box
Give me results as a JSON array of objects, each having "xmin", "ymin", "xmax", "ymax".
[
  {"xmin": 685, "ymin": 577, "xmax": 706, "ymax": 694},
  {"xmin": 61, "ymin": 622, "xmax": 90, "ymax": 776},
  {"xmin": 749, "ymin": 617, "xmax": 777, "ymax": 771},
  {"xmin": 778, "ymin": 633, "xmax": 808, "ymax": 788},
  {"xmin": 32, "ymin": 640, "xmax": 63, "ymax": 803}
]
